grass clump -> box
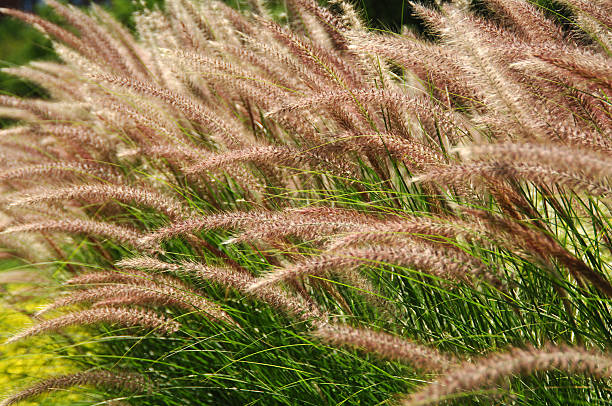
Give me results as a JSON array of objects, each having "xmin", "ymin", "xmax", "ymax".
[{"xmin": 0, "ymin": 0, "xmax": 610, "ymax": 405}]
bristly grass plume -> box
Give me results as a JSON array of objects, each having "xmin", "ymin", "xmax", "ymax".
[{"xmin": 0, "ymin": 0, "xmax": 610, "ymax": 404}]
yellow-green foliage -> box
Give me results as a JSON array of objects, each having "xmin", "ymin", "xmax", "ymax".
[{"xmin": 0, "ymin": 293, "xmax": 76, "ymax": 405}]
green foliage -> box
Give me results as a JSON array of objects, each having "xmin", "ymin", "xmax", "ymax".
[
  {"xmin": 344, "ymin": 0, "xmax": 434, "ymax": 31},
  {"xmin": 0, "ymin": 16, "xmax": 52, "ymax": 101}
]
